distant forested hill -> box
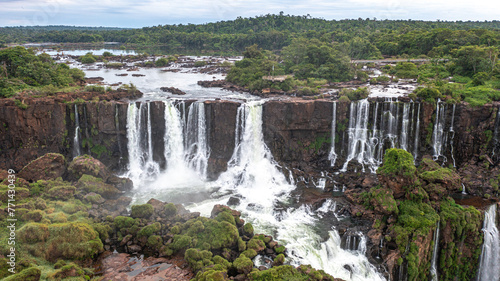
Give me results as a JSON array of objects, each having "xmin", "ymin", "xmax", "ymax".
[{"xmin": 1, "ymin": 14, "xmax": 499, "ymax": 58}]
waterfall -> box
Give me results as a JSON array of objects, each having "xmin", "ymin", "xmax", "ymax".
[
  {"xmin": 73, "ymin": 104, "xmax": 81, "ymax": 158},
  {"xmin": 199, "ymin": 101, "xmax": 385, "ymax": 281},
  {"xmin": 163, "ymin": 100, "xmax": 186, "ymax": 169},
  {"xmin": 449, "ymin": 104, "xmax": 456, "ymax": 167},
  {"xmin": 413, "ymin": 103, "xmax": 421, "ymax": 162},
  {"xmin": 430, "ymin": 221, "xmax": 440, "ymax": 281},
  {"xmin": 329, "ymin": 102, "xmax": 338, "ymax": 166},
  {"xmin": 115, "ymin": 104, "xmax": 124, "ymax": 169},
  {"xmin": 492, "ymin": 107, "xmax": 500, "ymax": 158},
  {"xmin": 400, "ymin": 103, "xmax": 410, "ymax": 151},
  {"xmin": 477, "ymin": 204, "xmax": 500, "ymax": 281},
  {"xmin": 341, "ymin": 99, "xmax": 377, "ymax": 173},
  {"xmin": 185, "ymin": 102, "xmax": 210, "ymax": 179},
  {"xmin": 432, "ymin": 99, "xmax": 446, "ymax": 162}
]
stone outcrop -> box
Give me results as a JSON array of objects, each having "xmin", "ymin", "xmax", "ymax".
[{"xmin": 18, "ymin": 153, "xmax": 66, "ymax": 182}]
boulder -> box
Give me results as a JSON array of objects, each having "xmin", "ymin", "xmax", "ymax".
[
  {"xmin": 76, "ymin": 174, "xmax": 122, "ymax": 199},
  {"xmin": 67, "ymin": 155, "xmax": 111, "ymax": 182},
  {"xmin": 18, "ymin": 153, "xmax": 66, "ymax": 182}
]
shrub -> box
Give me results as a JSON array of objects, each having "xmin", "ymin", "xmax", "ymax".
[{"xmin": 131, "ymin": 204, "xmax": 154, "ymax": 218}]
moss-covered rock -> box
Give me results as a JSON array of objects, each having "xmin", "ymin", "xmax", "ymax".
[
  {"xmin": 3, "ymin": 267, "xmax": 41, "ymax": 281},
  {"xmin": 18, "ymin": 222, "xmax": 103, "ymax": 261},
  {"xmin": 360, "ymin": 185, "xmax": 398, "ymax": 215},
  {"xmin": 48, "ymin": 262, "xmax": 84, "ymax": 280},
  {"xmin": 233, "ymin": 255, "xmax": 253, "ymax": 274},
  {"xmin": 46, "ymin": 185, "xmax": 76, "ymax": 200},
  {"xmin": 67, "ymin": 155, "xmax": 110, "ymax": 181},
  {"xmin": 18, "ymin": 153, "xmax": 66, "ymax": 182},
  {"xmin": 243, "ymin": 223, "xmax": 254, "ymax": 237},
  {"xmin": 377, "ymin": 149, "xmax": 419, "ymax": 199},
  {"xmin": 185, "ymin": 248, "xmax": 214, "ymax": 271},
  {"xmin": 131, "ymin": 204, "xmax": 154, "ymax": 218},
  {"xmin": 76, "ymin": 174, "xmax": 121, "ymax": 199},
  {"xmin": 247, "ymin": 237, "xmax": 265, "ymax": 252},
  {"xmin": 137, "ymin": 222, "xmax": 161, "ymax": 238},
  {"xmin": 22, "ymin": 210, "xmax": 45, "ymax": 222},
  {"xmin": 438, "ymin": 198, "xmax": 483, "ymax": 280}
]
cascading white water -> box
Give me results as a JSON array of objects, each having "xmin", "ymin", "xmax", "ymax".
[
  {"xmin": 449, "ymin": 104, "xmax": 456, "ymax": 167},
  {"xmin": 477, "ymin": 204, "xmax": 500, "ymax": 281},
  {"xmin": 194, "ymin": 101, "xmax": 385, "ymax": 281},
  {"xmin": 341, "ymin": 99, "xmax": 377, "ymax": 173},
  {"xmin": 400, "ymin": 103, "xmax": 410, "ymax": 151},
  {"xmin": 492, "ymin": 107, "xmax": 500, "ymax": 157},
  {"xmin": 429, "ymin": 221, "xmax": 440, "ymax": 281},
  {"xmin": 413, "ymin": 103, "xmax": 421, "ymax": 162},
  {"xmin": 127, "ymin": 100, "xmax": 210, "ymax": 204},
  {"xmin": 432, "ymin": 99, "xmax": 446, "ymax": 162},
  {"xmin": 329, "ymin": 102, "xmax": 338, "ymax": 166},
  {"xmin": 73, "ymin": 104, "xmax": 81, "ymax": 158},
  {"xmin": 185, "ymin": 101, "xmax": 210, "ymax": 179}
]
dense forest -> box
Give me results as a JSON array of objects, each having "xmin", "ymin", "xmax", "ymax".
[
  {"xmin": 1, "ymin": 14, "xmax": 499, "ymax": 104},
  {"xmin": 1, "ymin": 14, "xmax": 500, "ymax": 58}
]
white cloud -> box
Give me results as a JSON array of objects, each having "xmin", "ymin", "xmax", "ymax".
[{"xmin": 0, "ymin": 0, "xmax": 498, "ymax": 27}]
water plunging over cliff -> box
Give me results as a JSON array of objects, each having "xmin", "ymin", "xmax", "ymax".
[
  {"xmin": 329, "ymin": 102, "xmax": 338, "ymax": 166},
  {"xmin": 126, "ymin": 101, "xmax": 210, "ymax": 204},
  {"xmin": 73, "ymin": 104, "xmax": 81, "ymax": 158},
  {"xmin": 430, "ymin": 221, "xmax": 440, "ymax": 281},
  {"xmin": 196, "ymin": 101, "xmax": 385, "ymax": 281},
  {"xmin": 340, "ymin": 99, "xmax": 421, "ymax": 173},
  {"xmin": 477, "ymin": 204, "xmax": 500, "ymax": 281}
]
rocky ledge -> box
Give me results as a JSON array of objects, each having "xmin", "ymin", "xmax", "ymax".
[{"xmin": 0, "ymin": 153, "xmax": 343, "ymax": 281}]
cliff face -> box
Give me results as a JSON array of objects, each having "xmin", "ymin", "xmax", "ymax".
[{"xmin": 1, "ymin": 98, "xmax": 498, "ymax": 190}]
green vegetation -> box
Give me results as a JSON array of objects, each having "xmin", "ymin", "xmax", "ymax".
[{"xmin": 0, "ymin": 47, "xmax": 85, "ymax": 97}]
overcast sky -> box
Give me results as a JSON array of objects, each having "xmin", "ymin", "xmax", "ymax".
[{"xmin": 0, "ymin": 0, "xmax": 498, "ymax": 28}]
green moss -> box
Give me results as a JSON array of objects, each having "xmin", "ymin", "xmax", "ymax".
[
  {"xmin": 438, "ymin": 198, "xmax": 483, "ymax": 280},
  {"xmin": 77, "ymin": 174, "xmax": 120, "ymax": 198},
  {"xmin": 131, "ymin": 204, "xmax": 154, "ymax": 219},
  {"xmin": 162, "ymin": 203, "xmax": 178, "ymax": 217},
  {"xmin": 377, "ymin": 148, "xmax": 416, "ymax": 178},
  {"xmin": 249, "ymin": 265, "xmax": 321, "ymax": 281},
  {"xmin": 273, "ymin": 254, "xmax": 285, "ymax": 266},
  {"xmin": 275, "ymin": 245, "xmax": 285, "ymax": 254},
  {"xmin": 247, "ymin": 238, "xmax": 265, "ymax": 252},
  {"xmin": 241, "ymin": 249, "xmax": 257, "ymax": 259},
  {"xmin": 238, "ymin": 237, "xmax": 246, "ymax": 252},
  {"xmin": 18, "ymin": 222, "xmax": 103, "ymax": 261},
  {"xmin": 22, "ymin": 210, "xmax": 45, "ymax": 222},
  {"xmin": 138, "ymin": 222, "xmax": 161, "ymax": 238},
  {"xmin": 215, "ymin": 210, "xmax": 236, "ymax": 226},
  {"xmin": 185, "ymin": 248, "xmax": 213, "ymax": 272},
  {"xmin": 3, "ymin": 267, "xmax": 41, "ymax": 281},
  {"xmin": 183, "ymin": 217, "xmax": 239, "ymax": 251},
  {"xmin": 193, "ymin": 269, "xmax": 228, "ymax": 281},
  {"xmin": 243, "ymin": 223, "xmax": 254, "ymax": 237},
  {"xmin": 46, "ymin": 185, "xmax": 76, "ymax": 200},
  {"xmin": 171, "ymin": 235, "xmax": 194, "ymax": 251},
  {"xmin": 147, "ymin": 235, "xmax": 163, "ymax": 248},
  {"xmin": 360, "ymin": 185, "xmax": 398, "ymax": 215},
  {"xmin": 233, "ymin": 255, "xmax": 253, "ymax": 274}
]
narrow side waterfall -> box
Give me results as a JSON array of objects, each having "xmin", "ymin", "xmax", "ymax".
[
  {"xmin": 477, "ymin": 204, "xmax": 500, "ymax": 281},
  {"xmin": 341, "ymin": 99, "xmax": 376, "ymax": 172},
  {"xmin": 430, "ymin": 221, "xmax": 440, "ymax": 281},
  {"xmin": 492, "ymin": 107, "xmax": 500, "ymax": 158},
  {"xmin": 340, "ymin": 99, "xmax": 419, "ymax": 173},
  {"xmin": 413, "ymin": 103, "xmax": 421, "ymax": 162},
  {"xmin": 449, "ymin": 104, "xmax": 456, "ymax": 167},
  {"xmin": 329, "ymin": 102, "xmax": 337, "ymax": 166},
  {"xmin": 400, "ymin": 103, "xmax": 410, "ymax": 151},
  {"xmin": 115, "ymin": 104, "xmax": 124, "ymax": 168},
  {"xmin": 185, "ymin": 101, "xmax": 210, "ymax": 179},
  {"xmin": 432, "ymin": 100, "xmax": 446, "ymax": 162},
  {"xmin": 72, "ymin": 104, "xmax": 81, "ymax": 158}
]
